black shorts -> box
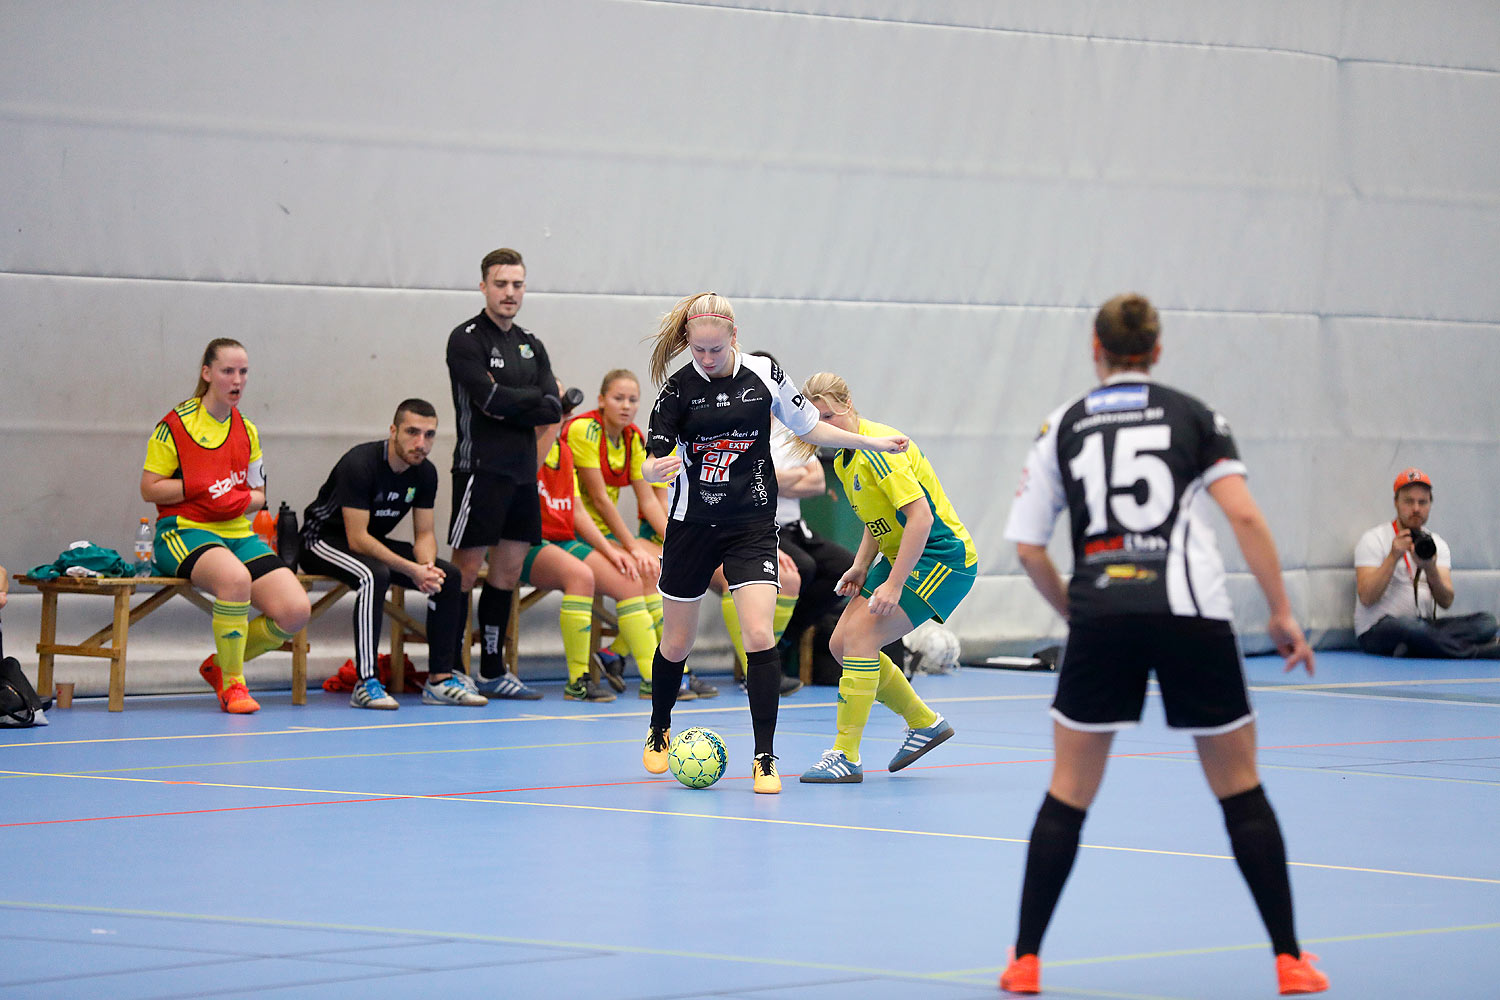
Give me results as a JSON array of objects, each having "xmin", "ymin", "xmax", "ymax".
[
  {"xmin": 658, "ymin": 519, "xmax": 780, "ymax": 602},
  {"xmin": 1053, "ymin": 615, "xmax": 1253, "ymax": 734},
  {"xmin": 449, "ymin": 472, "xmax": 542, "ymax": 549}
]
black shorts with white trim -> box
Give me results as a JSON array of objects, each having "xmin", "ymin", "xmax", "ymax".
[
  {"xmin": 449, "ymin": 471, "xmax": 542, "ymax": 549},
  {"xmin": 1053, "ymin": 615, "xmax": 1252, "ymax": 733},
  {"xmin": 658, "ymin": 519, "xmax": 780, "ymax": 602}
]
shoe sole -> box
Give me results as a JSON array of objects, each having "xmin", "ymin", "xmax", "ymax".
[
  {"xmin": 351, "ymin": 699, "xmax": 399, "ymax": 710},
  {"xmin": 593, "ymin": 653, "xmax": 628, "ymax": 693},
  {"xmin": 889, "ymin": 724, "xmax": 955, "ymax": 772},
  {"xmin": 799, "ymin": 772, "xmax": 862, "ymax": 783},
  {"xmin": 564, "ymin": 691, "xmax": 617, "ymax": 702}
]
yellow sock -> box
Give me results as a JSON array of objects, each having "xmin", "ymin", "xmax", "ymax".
[
  {"xmin": 832, "ymin": 656, "xmax": 880, "ymax": 764},
  {"xmin": 560, "ymin": 595, "xmax": 594, "ymax": 684},
  {"xmin": 876, "ymin": 651, "xmax": 938, "ymax": 729},
  {"xmin": 645, "ymin": 593, "xmax": 664, "ymax": 640},
  {"xmin": 243, "ymin": 614, "xmax": 296, "ymax": 662},
  {"xmin": 772, "ymin": 594, "xmax": 797, "ymax": 643},
  {"xmin": 720, "ymin": 592, "xmax": 748, "ymax": 673},
  {"xmin": 616, "ymin": 596, "xmax": 656, "ymax": 681},
  {"xmin": 211, "ymin": 599, "xmax": 251, "ymax": 687}
]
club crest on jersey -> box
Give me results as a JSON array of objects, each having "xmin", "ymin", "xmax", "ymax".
[
  {"xmin": 852, "ymin": 473, "xmax": 861, "ymax": 492},
  {"xmin": 519, "ymin": 344, "xmax": 534, "ymax": 359},
  {"xmin": 405, "ymin": 487, "xmax": 416, "ymax": 502},
  {"xmin": 1084, "ymin": 385, "xmax": 1149, "ymax": 414}
]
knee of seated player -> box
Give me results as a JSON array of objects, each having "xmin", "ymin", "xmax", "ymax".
[
  {"xmin": 193, "ymin": 550, "xmax": 252, "ymax": 602},
  {"xmin": 259, "ymin": 578, "xmax": 312, "ymax": 632},
  {"xmin": 363, "ymin": 560, "xmax": 391, "ymax": 596}
]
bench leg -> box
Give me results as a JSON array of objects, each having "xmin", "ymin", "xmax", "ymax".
[
  {"xmin": 798, "ymin": 625, "xmax": 816, "ymax": 687},
  {"xmin": 36, "ymin": 589, "xmax": 58, "ymax": 702},
  {"xmin": 291, "ymin": 627, "xmax": 308, "ymax": 705},
  {"xmin": 108, "ymin": 589, "xmax": 130, "ymax": 712},
  {"xmin": 389, "ymin": 586, "xmax": 406, "ymax": 693}
]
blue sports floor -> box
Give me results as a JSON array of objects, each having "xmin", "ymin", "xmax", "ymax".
[{"xmin": 3, "ymin": 651, "xmax": 1498, "ymax": 999}]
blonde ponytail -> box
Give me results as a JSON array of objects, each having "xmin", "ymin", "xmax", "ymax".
[
  {"xmin": 647, "ymin": 292, "xmax": 736, "ymax": 384},
  {"xmin": 790, "ymin": 371, "xmax": 857, "ymax": 462}
]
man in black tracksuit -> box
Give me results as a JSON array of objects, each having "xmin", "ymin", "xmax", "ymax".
[{"xmin": 446, "ymin": 247, "xmax": 562, "ymax": 699}]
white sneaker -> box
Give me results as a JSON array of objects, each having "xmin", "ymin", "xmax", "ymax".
[{"xmin": 422, "ymin": 675, "xmax": 488, "ymax": 706}]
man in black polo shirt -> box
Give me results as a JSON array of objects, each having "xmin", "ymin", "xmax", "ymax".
[
  {"xmin": 446, "ymin": 247, "xmax": 563, "ymax": 699},
  {"xmin": 299, "ymin": 399, "xmax": 480, "ymax": 709}
]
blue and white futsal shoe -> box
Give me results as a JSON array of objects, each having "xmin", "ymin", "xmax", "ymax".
[
  {"xmin": 474, "ymin": 671, "xmax": 542, "ymax": 701},
  {"xmin": 799, "ymin": 748, "xmax": 864, "ymax": 783},
  {"xmin": 888, "ymin": 714, "xmax": 954, "ymax": 772},
  {"xmin": 350, "ymin": 676, "xmax": 398, "ymax": 710},
  {"xmin": 422, "ymin": 674, "xmax": 489, "ymax": 706}
]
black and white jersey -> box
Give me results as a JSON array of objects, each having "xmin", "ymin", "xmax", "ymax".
[
  {"xmin": 446, "ymin": 311, "xmax": 560, "ymax": 482},
  {"xmin": 1004, "ymin": 374, "xmax": 1246, "ymax": 622},
  {"xmin": 647, "ymin": 351, "xmax": 819, "ymax": 525},
  {"xmin": 301, "ymin": 440, "xmax": 437, "ymax": 548}
]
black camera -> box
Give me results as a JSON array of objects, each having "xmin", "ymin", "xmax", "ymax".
[{"xmin": 1410, "ymin": 526, "xmax": 1437, "ymax": 560}]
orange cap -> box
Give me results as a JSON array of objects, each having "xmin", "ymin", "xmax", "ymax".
[{"xmin": 1393, "ymin": 467, "xmax": 1432, "ymax": 494}]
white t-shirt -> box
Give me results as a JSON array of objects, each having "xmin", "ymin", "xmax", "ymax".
[
  {"xmin": 768, "ymin": 421, "xmax": 814, "ymax": 527},
  {"xmin": 1353, "ymin": 521, "xmax": 1451, "ymax": 636}
]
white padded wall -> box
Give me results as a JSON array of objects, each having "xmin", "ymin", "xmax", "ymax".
[{"xmin": 3, "ymin": 0, "xmax": 1498, "ymax": 658}]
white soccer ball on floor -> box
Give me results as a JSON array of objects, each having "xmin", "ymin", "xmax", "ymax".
[{"xmin": 904, "ymin": 622, "xmax": 962, "ymax": 675}]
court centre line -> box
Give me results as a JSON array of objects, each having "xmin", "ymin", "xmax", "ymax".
[{"xmin": 5, "ymin": 768, "xmax": 1497, "ymax": 885}]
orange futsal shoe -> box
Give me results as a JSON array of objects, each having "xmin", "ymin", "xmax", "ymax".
[
  {"xmin": 218, "ymin": 681, "xmax": 260, "ymax": 714},
  {"xmin": 1276, "ymin": 952, "xmax": 1329, "ymax": 995},
  {"xmin": 999, "ymin": 949, "xmax": 1040, "ymax": 994},
  {"xmin": 198, "ymin": 654, "xmax": 222, "ymax": 692},
  {"xmin": 643, "ymin": 726, "xmax": 670, "ymax": 774}
]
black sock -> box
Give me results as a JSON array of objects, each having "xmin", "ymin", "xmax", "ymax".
[
  {"xmin": 745, "ymin": 646, "xmax": 781, "ymax": 756},
  {"xmin": 1221, "ymin": 785, "xmax": 1300, "ymax": 957},
  {"xmin": 1014, "ymin": 792, "xmax": 1087, "ymax": 958},
  {"xmin": 454, "ymin": 590, "xmax": 472, "ymax": 675},
  {"xmin": 650, "ymin": 650, "xmax": 686, "ymax": 731},
  {"xmin": 477, "ymin": 584, "xmax": 512, "ymax": 679}
]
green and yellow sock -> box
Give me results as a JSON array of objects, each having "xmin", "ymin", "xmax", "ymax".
[
  {"xmin": 720, "ymin": 592, "xmax": 748, "ymax": 674},
  {"xmin": 616, "ymin": 595, "xmax": 657, "ymax": 681},
  {"xmin": 645, "ymin": 592, "xmax": 664, "ymax": 640},
  {"xmin": 243, "ymin": 614, "xmax": 296, "ymax": 663},
  {"xmin": 211, "ymin": 599, "xmax": 251, "ymax": 687},
  {"xmin": 876, "ymin": 651, "xmax": 939, "ymax": 729},
  {"xmin": 772, "ymin": 594, "xmax": 798, "ymax": 643},
  {"xmin": 560, "ymin": 595, "xmax": 594, "ymax": 685},
  {"xmin": 832, "ymin": 655, "xmax": 880, "ymax": 764}
]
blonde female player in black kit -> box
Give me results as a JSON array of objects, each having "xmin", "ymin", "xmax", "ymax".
[
  {"xmin": 997, "ymin": 294, "xmax": 1328, "ymax": 996},
  {"xmin": 639, "ymin": 293, "xmax": 910, "ymax": 793}
]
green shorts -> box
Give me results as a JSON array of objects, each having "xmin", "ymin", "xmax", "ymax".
[
  {"xmin": 637, "ymin": 522, "xmax": 665, "ymax": 546},
  {"xmin": 153, "ymin": 516, "xmax": 281, "ymax": 579},
  {"xmin": 520, "ymin": 539, "xmax": 595, "ymax": 585},
  {"xmin": 862, "ymin": 551, "xmax": 975, "ymax": 625}
]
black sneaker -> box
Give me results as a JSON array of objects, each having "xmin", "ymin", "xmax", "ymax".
[
  {"xmin": 593, "ymin": 649, "xmax": 628, "ymax": 693},
  {"xmin": 564, "ymin": 675, "xmax": 616, "ymax": 702},
  {"xmin": 779, "ymin": 674, "xmax": 803, "ymax": 696}
]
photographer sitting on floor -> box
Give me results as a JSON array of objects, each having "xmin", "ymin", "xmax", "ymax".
[{"xmin": 1354, "ymin": 468, "xmax": 1500, "ymax": 659}]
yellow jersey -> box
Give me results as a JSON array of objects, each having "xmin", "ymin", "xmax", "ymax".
[
  {"xmin": 566, "ymin": 415, "xmax": 646, "ymax": 535},
  {"xmin": 833, "ymin": 417, "xmax": 976, "ymax": 568},
  {"xmin": 144, "ymin": 398, "xmax": 264, "ymax": 538}
]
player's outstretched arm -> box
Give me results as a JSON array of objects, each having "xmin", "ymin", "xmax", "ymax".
[
  {"xmin": 797, "ymin": 422, "xmax": 908, "ymax": 454},
  {"xmin": 1206, "ymin": 473, "xmax": 1314, "ymax": 676}
]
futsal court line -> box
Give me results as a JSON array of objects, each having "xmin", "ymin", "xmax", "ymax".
[
  {"xmin": 5, "ymin": 768, "xmax": 1497, "ymax": 887},
  {"xmin": 3, "ymin": 898, "xmax": 1493, "ymax": 1000},
  {"xmin": 0, "ymin": 692, "xmax": 1049, "ymax": 749}
]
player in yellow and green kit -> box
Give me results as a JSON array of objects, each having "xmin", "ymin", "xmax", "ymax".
[{"xmin": 795, "ymin": 372, "xmax": 976, "ymax": 783}]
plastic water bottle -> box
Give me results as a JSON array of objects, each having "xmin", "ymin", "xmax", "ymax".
[
  {"xmin": 275, "ymin": 501, "xmax": 300, "ymax": 568},
  {"xmin": 252, "ymin": 507, "xmax": 277, "ymax": 551},
  {"xmin": 133, "ymin": 518, "xmax": 154, "ymax": 576}
]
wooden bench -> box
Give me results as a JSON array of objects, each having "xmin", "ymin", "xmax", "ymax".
[
  {"xmin": 457, "ymin": 589, "xmax": 617, "ymax": 685},
  {"xmin": 20, "ymin": 573, "xmax": 357, "ymax": 712}
]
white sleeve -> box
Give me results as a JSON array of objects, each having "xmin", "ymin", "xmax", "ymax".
[
  {"xmin": 1435, "ymin": 532, "xmax": 1452, "ymax": 569},
  {"xmin": 247, "ymin": 458, "xmax": 266, "ymax": 489},
  {"xmin": 769, "ymin": 367, "xmax": 818, "ymax": 437},
  {"xmin": 1353, "ymin": 526, "xmax": 1387, "ymax": 568},
  {"xmin": 1003, "ymin": 408, "xmax": 1068, "ymax": 546}
]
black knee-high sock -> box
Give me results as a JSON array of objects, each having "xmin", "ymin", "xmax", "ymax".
[
  {"xmin": 1221, "ymin": 785, "xmax": 1300, "ymax": 957},
  {"xmin": 745, "ymin": 646, "xmax": 781, "ymax": 756},
  {"xmin": 650, "ymin": 650, "xmax": 686, "ymax": 731},
  {"xmin": 1014, "ymin": 792, "xmax": 1087, "ymax": 958},
  {"xmin": 477, "ymin": 584, "xmax": 512, "ymax": 679}
]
